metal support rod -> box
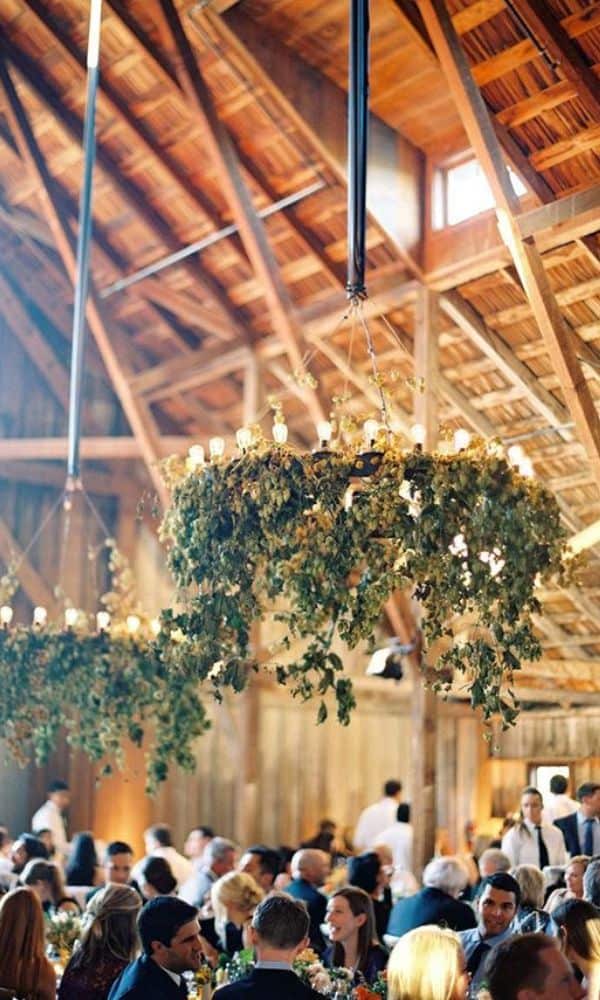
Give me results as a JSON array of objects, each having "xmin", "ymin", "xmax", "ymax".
[
  {"xmin": 346, "ymin": 0, "xmax": 370, "ymax": 299},
  {"xmin": 66, "ymin": 0, "xmax": 102, "ymax": 482},
  {"xmin": 99, "ymin": 180, "xmax": 325, "ymax": 299}
]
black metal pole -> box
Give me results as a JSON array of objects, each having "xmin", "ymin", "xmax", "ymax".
[
  {"xmin": 346, "ymin": 0, "xmax": 369, "ymax": 299},
  {"xmin": 66, "ymin": 0, "xmax": 102, "ymax": 484}
]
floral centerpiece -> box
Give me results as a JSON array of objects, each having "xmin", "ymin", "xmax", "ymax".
[
  {"xmin": 187, "ymin": 963, "xmax": 213, "ymax": 999},
  {"xmin": 45, "ymin": 910, "xmax": 82, "ymax": 963},
  {"xmin": 293, "ymin": 948, "xmax": 354, "ymax": 995}
]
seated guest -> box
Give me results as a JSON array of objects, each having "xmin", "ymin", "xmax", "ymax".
[
  {"xmin": 33, "ymin": 827, "xmax": 56, "ymax": 860},
  {"xmin": 108, "ymin": 896, "xmax": 202, "ymax": 1000},
  {"xmin": 512, "ymin": 864, "xmax": 556, "ymax": 934},
  {"xmin": 285, "ymin": 849, "xmax": 330, "ymax": 953},
  {"xmin": 19, "ymin": 858, "xmax": 55, "ymax": 910},
  {"xmin": 66, "ymin": 832, "xmax": 102, "ymax": 887},
  {"xmin": 553, "ymin": 898, "xmax": 600, "ymax": 998},
  {"xmin": 11, "ymin": 832, "xmax": 48, "ymax": 874},
  {"xmin": 387, "ymin": 856, "xmax": 476, "ymax": 939},
  {"xmin": 59, "ymin": 884, "xmax": 141, "ymax": 1000},
  {"xmin": 132, "ymin": 825, "xmax": 191, "ymax": 889},
  {"xmin": 88, "ymin": 842, "xmax": 138, "ymax": 902},
  {"xmin": 238, "ymin": 845, "xmax": 281, "ymax": 892},
  {"xmin": 479, "ymin": 848, "xmax": 512, "ymax": 878},
  {"xmin": 545, "ymin": 856, "xmax": 588, "ymax": 912},
  {"xmin": 179, "ymin": 836, "xmax": 236, "ymax": 907},
  {"xmin": 210, "ymin": 870, "xmax": 264, "ymax": 955},
  {"xmin": 347, "ymin": 851, "xmax": 392, "ymax": 946},
  {"xmin": 273, "ymin": 846, "xmax": 294, "ymax": 891},
  {"xmin": 301, "ymin": 819, "xmax": 337, "ymax": 856},
  {"xmin": 387, "ymin": 924, "xmax": 468, "ymax": 1000},
  {"xmin": 0, "ymin": 886, "xmax": 56, "ymax": 1000},
  {"xmin": 484, "ymin": 931, "xmax": 585, "ymax": 1000},
  {"xmin": 324, "ymin": 886, "xmax": 388, "ymax": 985},
  {"xmin": 459, "ymin": 872, "xmax": 520, "ymax": 997},
  {"xmin": 584, "ymin": 859, "xmax": 600, "ymax": 907},
  {"xmin": 184, "ymin": 826, "xmax": 214, "ymax": 869},
  {"xmin": 502, "ymin": 788, "xmax": 567, "ymax": 868},
  {"xmin": 139, "ymin": 857, "xmax": 177, "ymax": 901},
  {"xmin": 216, "ymin": 892, "xmax": 324, "ymax": 999}
]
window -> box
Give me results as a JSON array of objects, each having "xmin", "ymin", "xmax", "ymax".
[
  {"xmin": 530, "ymin": 764, "xmax": 571, "ymax": 801},
  {"xmin": 433, "ymin": 158, "xmax": 527, "ymax": 228}
]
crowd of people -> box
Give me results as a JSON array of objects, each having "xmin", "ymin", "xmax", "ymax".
[{"xmin": 0, "ymin": 776, "xmax": 598, "ymax": 998}]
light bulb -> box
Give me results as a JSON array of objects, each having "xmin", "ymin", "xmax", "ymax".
[
  {"xmin": 188, "ymin": 444, "xmax": 205, "ymax": 468},
  {"xmin": 126, "ymin": 614, "xmax": 141, "ymax": 634},
  {"xmin": 507, "ymin": 444, "xmax": 524, "ymax": 466},
  {"xmin": 410, "ymin": 423, "xmax": 426, "ymax": 446},
  {"xmin": 316, "ymin": 421, "xmax": 332, "ymax": 446},
  {"xmin": 209, "ymin": 437, "xmax": 225, "ymax": 460},
  {"xmin": 363, "ymin": 419, "xmax": 380, "ymax": 448},
  {"xmin": 344, "ymin": 487, "xmax": 354, "ymax": 512},
  {"xmin": 65, "ymin": 608, "xmax": 79, "ymax": 628},
  {"xmin": 519, "ymin": 457, "xmax": 534, "ymax": 478},
  {"xmin": 272, "ymin": 422, "xmax": 288, "ymax": 445},
  {"xmin": 96, "ymin": 611, "xmax": 110, "ymax": 631},
  {"xmin": 0, "ymin": 606, "xmax": 13, "ymax": 626},
  {"xmin": 453, "ymin": 428, "xmax": 471, "ymax": 451},
  {"xmin": 236, "ymin": 427, "xmax": 252, "ymax": 452},
  {"xmin": 150, "ymin": 617, "xmax": 161, "ymax": 636},
  {"xmin": 33, "ymin": 606, "xmax": 47, "ymax": 627}
]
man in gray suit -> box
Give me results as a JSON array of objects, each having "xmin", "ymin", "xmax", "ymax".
[{"xmin": 178, "ymin": 836, "xmax": 236, "ymax": 907}]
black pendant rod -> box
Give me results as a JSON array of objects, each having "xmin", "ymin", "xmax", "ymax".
[{"xmin": 346, "ymin": 0, "xmax": 370, "ymax": 299}]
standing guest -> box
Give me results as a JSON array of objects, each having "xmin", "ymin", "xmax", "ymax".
[
  {"xmin": 553, "ymin": 899, "xmax": 600, "ymax": 999},
  {"xmin": 459, "ymin": 872, "xmax": 520, "ymax": 997},
  {"xmin": 179, "ymin": 836, "xmax": 236, "ymax": 907},
  {"xmin": 555, "ymin": 783, "xmax": 600, "ymax": 858},
  {"xmin": 0, "ymin": 886, "xmax": 56, "ymax": 1000},
  {"xmin": 11, "ymin": 832, "xmax": 49, "ymax": 874},
  {"xmin": 66, "ymin": 832, "xmax": 102, "ymax": 887},
  {"xmin": 31, "ymin": 779, "xmax": 69, "ymax": 861},
  {"xmin": 387, "ymin": 857, "xmax": 476, "ymax": 939},
  {"xmin": 139, "ymin": 857, "xmax": 177, "ymax": 901},
  {"xmin": 377, "ymin": 803, "xmax": 413, "ymax": 874},
  {"xmin": 543, "ymin": 775, "xmax": 579, "ymax": 824},
  {"xmin": 238, "ymin": 845, "xmax": 281, "ymax": 892},
  {"xmin": 512, "ymin": 865, "xmax": 556, "ymax": 934},
  {"xmin": 387, "ymin": 925, "xmax": 468, "ymax": 1000},
  {"xmin": 216, "ymin": 892, "xmax": 323, "ymax": 1000},
  {"xmin": 184, "ymin": 826, "xmax": 213, "ymax": 868},
  {"xmin": 502, "ymin": 787, "xmax": 567, "ymax": 868},
  {"xmin": 546, "ymin": 856, "xmax": 589, "ymax": 913},
  {"xmin": 210, "ymin": 871, "xmax": 264, "ymax": 955},
  {"xmin": 354, "ymin": 780, "xmax": 403, "ymax": 852},
  {"xmin": 584, "ymin": 859, "xmax": 600, "ymax": 907},
  {"xmin": 325, "ymin": 886, "xmax": 388, "ymax": 985},
  {"xmin": 108, "ymin": 896, "xmax": 202, "ymax": 1000},
  {"xmin": 347, "ymin": 851, "xmax": 392, "ymax": 946},
  {"xmin": 132, "ymin": 825, "xmax": 191, "ymax": 889},
  {"xmin": 285, "ymin": 849, "xmax": 330, "ymax": 953},
  {"xmin": 34, "ymin": 828, "xmax": 56, "ymax": 860},
  {"xmin": 484, "ymin": 932, "xmax": 585, "ymax": 1000},
  {"xmin": 59, "ymin": 884, "xmax": 141, "ymax": 1000}
]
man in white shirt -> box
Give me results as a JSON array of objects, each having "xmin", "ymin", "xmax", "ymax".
[
  {"xmin": 502, "ymin": 787, "xmax": 567, "ymax": 868},
  {"xmin": 543, "ymin": 775, "xmax": 579, "ymax": 824},
  {"xmin": 376, "ymin": 802, "xmax": 413, "ymax": 873},
  {"xmin": 132, "ymin": 824, "xmax": 192, "ymax": 888},
  {"xmin": 353, "ymin": 779, "xmax": 403, "ymax": 852},
  {"xmin": 31, "ymin": 779, "xmax": 69, "ymax": 860}
]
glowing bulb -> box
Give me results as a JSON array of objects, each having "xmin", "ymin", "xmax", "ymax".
[
  {"xmin": 96, "ymin": 611, "xmax": 110, "ymax": 631},
  {"xmin": 170, "ymin": 627, "xmax": 185, "ymax": 644},
  {"xmin": 272, "ymin": 422, "xmax": 288, "ymax": 445},
  {"xmin": 363, "ymin": 419, "xmax": 380, "ymax": 448},
  {"xmin": 344, "ymin": 487, "xmax": 354, "ymax": 512},
  {"xmin": 236, "ymin": 427, "xmax": 252, "ymax": 452},
  {"xmin": 33, "ymin": 606, "xmax": 47, "ymax": 627},
  {"xmin": 126, "ymin": 614, "xmax": 141, "ymax": 635},
  {"xmin": 487, "ymin": 440, "xmax": 504, "ymax": 458},
  {"xmin": 188, "ymin": 444, "xmax": 205, "ymax": 468},
  {"xmin": 453, "ymin": 428, "xmax": 471, "ymax": 451},
  {"xmin": 0, "ymin": 606, "xmax": 13, "ymax": 626},
  {"xmin": 316, "ymin": 421, "xmax": 332, "ymax": 446},
  {"xmin": 209, "ymin": 437, "xmax": 225, "ymax": 460},
  {"xmin": 519, "ymin": 457, "xmax": 534, "ymax": 478},
  {"xmin": 507, "ymin": 444, "xmax": 524, "ymax": 466},
  {"xmin": 65, "ymin": 608, "xmax": 79, "ymax": 628},
  {"xmin": 449, "ymin": 534, "xmax": 468, "ymax": 558},
  {"xmin": 150, "ymin": 617, "xmax": 161, "ymax": 636},
  {"xmin": 410, "ymin": 423, "xmax": 426, "ymax": 446}
]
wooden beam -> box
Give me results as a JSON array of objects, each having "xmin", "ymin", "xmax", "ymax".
[
  {"xmin": 471, "ymin": 39, "xmax": 539, "ymax": 87},
  {"xmin": 0, "ymin": 437, "xmax": 195, "ymax": 461},
  {"xmin": 530, "ymin": 124, "xmax": 600, "ymax": 172},
  {"xmin": 0, "ymin": 460, "xmax": 126, "ymax": 496},
  {"xmin": 0, "ymin": 55, "xmax": 170, "ymax": 507},
  {"xmin": 453, "ymin": 0, "xmax": 505, "ymax": 35},
  {"xmin": 497, "ymin": 80, "xmax": 580, "ymax": 128},
  {"xmin": 418, "ymin": 0, "xmax": 600, "ymax": 484},
  {"xmin": 0, "ymin": 516, "xmax": 54, "ymax": 609},
  {"xmin": 517, "ymin": 184, "xmax": 600, "ymax": 240}
]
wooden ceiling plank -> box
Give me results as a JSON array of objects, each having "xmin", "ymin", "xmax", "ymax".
[
  {"xmin": 130, "ymin": 342, "xmax": 250, "ymax": 399},
  {"xmin": 497, "ymin": 80, "xmax": 580, "ymax": 128},
  {"xmin": 453, "ymin": 0, "xmax": 506, "ymax": 35},
  {"xmin": 418, "ymin": 0, "xmax": 600, "ymax": 483},
  {"xmin": 516, "ymin": 0, "xmax": 600, "ymax": 120},
  {"xmin": 562, "ymin": 2, "xmax": 600, "ymax": 40},
  {"xmin": 530, "ymin": 124, "xmax": 600, "ymax": 172},
  {"xmin": 157, "ymin": 0, "xmax": 325, "ymax": 429},
  {"xmin": 0, "ymin": 515, "xmax": 55, "ymax": 609},
  {"xmin": 471, "ymin": 38, "xmax": 539, "ymax": 87},
  {"xmin": 0, "ymin": 437, "xmax": 194, "ymax": 461},
  {"xmin": 517, "ymin": 183, "xmax": 600, "ymax": 239},
  {"xmin": 0, "ymin": 54, "xmax": 170, "ymax": 507}
]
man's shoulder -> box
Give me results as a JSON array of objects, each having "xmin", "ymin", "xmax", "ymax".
[
  {"xmin": 554, "ymin": 812, "xmax": 576, "ymax": 829},
  {"xmin": 108, "ymin": 957, "xmax": 167, "ymax": 999},
  {"xmin": 218, "ymin": 970, "xmax": 322, "ymax": 1000}
]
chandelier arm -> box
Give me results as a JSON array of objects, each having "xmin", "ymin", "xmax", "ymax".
[{"xmin": 357, "ymin": 303, "xmax": 392, "ymax": 433}]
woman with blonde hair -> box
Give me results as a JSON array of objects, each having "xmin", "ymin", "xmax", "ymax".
[
  {"xmin": 387, "ymin": 925, "xmax": 468, "ymax": 1000},
  {"xmin": 546, "ymin": 855, "xmax": 590, "ymax": 913},
  {"xmin": 58, "ymin": 883, "xmax": 141, "ymax": 1000},
  {"xmin": 512, "ymin": 864, "xmax": 555, "ymax": 934},
  {"xmin": 553, "ymin": 898, "xmax": 600, "ymax": 999},
  {"xmin": 0, "ymin": 886, "xmax": 56, "ymax": 999},
  {"xmin": 210, "ymin": 870, "xmax": 264, "ymax": 956}
]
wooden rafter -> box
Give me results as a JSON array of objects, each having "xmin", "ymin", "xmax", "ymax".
[
  {"xmin": 0, "ymin": 437, "xmax": 195, "ymax": 461},
  {"xmin": 418, "ymin": 0, "xmax": 600, "ymax": 483},
  {"xmin": 0, "ymin": 516, "xmax": 54, "ymax": 609}
]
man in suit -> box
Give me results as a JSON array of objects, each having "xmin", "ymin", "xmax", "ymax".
[
  {"xmin": 179, "ymin": 836, "xmax": 235, "ymax": 907},
  {"xmin": 284, "ymin": 849, "xmax": 330, "ymax": 953},
  {"xmin": 459, "ymin": 872, "xmax": 520, "ymax": 999},
  {"xmin": 108, "ymin": 896, "xmax": 201, "ymax": 999},
  {"xmin": 217, "ymin": 892, "xmax": 324, "ymax": 1000},
  {"xmin": 484, "ymin": 932, "xmax": 585, "ymax": 1000},
  {"xmin": 386, "ymin": 856, "xmax": 476, "ymax": 939},
  {"xmin": 554, "ymin": 782, "xmax": 600, "ymax": 857}
]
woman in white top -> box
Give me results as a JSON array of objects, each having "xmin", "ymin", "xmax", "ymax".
[{"xmin": 502, "ymin": 787, "xmax": 567, "ymax": 868}]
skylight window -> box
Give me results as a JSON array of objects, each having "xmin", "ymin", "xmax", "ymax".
[{"xmin": 434, "ymin": 158, "xmax": 527, "ymax": 228}]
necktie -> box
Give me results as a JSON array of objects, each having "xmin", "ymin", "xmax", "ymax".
[
  {"xmin": 466, "ymin": 940, "xmax": 490, "ymax": 976},
  {"xmin": 535, "ymin": 825, "xmax": 550, "ymax": 869},
  {"xmin": 584, "ymin": 818, "xmax": 595, "ymax": 856}
]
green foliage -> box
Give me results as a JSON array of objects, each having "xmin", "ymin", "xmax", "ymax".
[{"xmin": 160, "ymin": 437, "xmax": 576, "ymax": 729}]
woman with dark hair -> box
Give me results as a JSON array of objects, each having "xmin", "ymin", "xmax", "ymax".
[
  {"xmin": 347, "ymin": 851, "xmax": 392, "ymax": 946},
  {"xmin": 0, "ymin": 887, "xmax": 56, "ymax": 999},
  {"xmin": 553, "ymin": 898, "xmax": 600, "ymax": 998},
  {"xmin": 138, "ymin": 857, "xmax": 177, "ymax": 900},
  {"xmin": 66, "ymin": 832, "xmax": 101, "ymax": 887},
  {"xmin": 58, "ymin": 883, "xmax": 141, "ymax": 1000},
  {"xmin": 325, "ymin": 886, "xmax": 388, "ymax": 985}
]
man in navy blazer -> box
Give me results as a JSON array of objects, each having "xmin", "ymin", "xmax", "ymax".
[
  {"xmin": 108, "ymin": 896, "xmax": 201, "ymax": 999},
  {"xmin": 284, "ymin": 849, "xmax": 330, "ymax": 953},
  {"xmin": 217, "ymin": 893, "xmax": 324, "ymax": 1000},
  {"xmin": 554, "ymin": 782, "xmax": 600, "ymax": 858},
  {"xmin": 387, "ymin": 856, "xmax": 476, "ymax": 939}
]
